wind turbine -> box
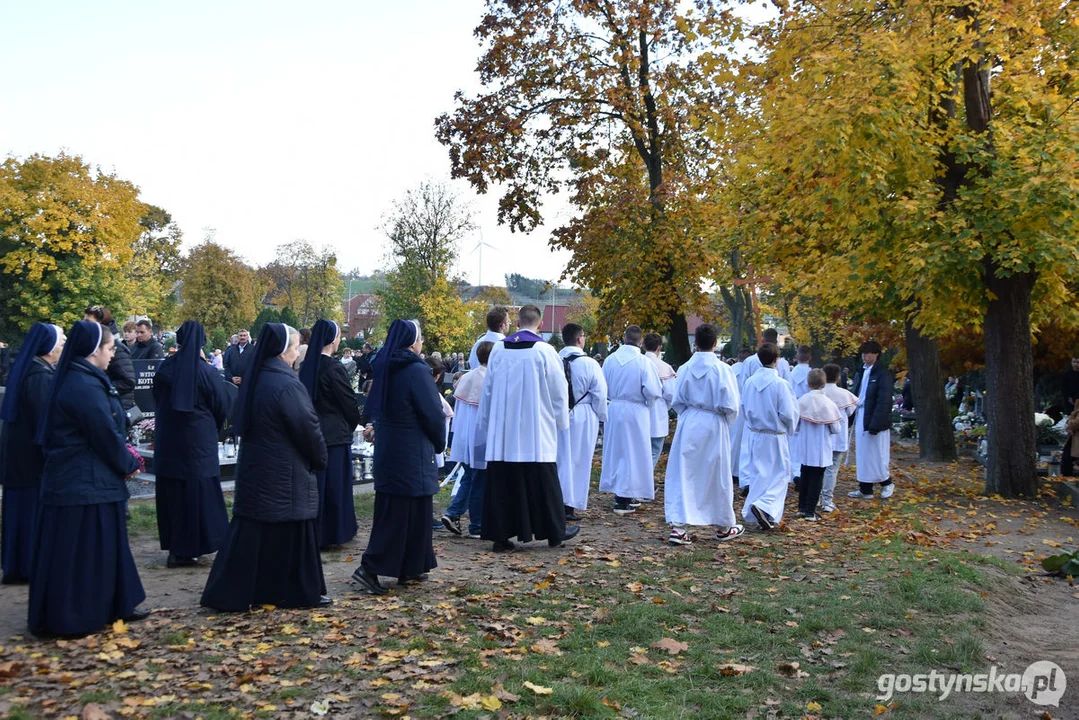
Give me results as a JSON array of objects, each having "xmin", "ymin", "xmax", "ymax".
[{"xmin": 470, "ymin": 230, "xmax": 497, "ymax": 287}]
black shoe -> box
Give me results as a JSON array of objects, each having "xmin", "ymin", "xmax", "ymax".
[
  {"xmin": 0, "ymin": 576, "xmax": 29, "ymax": 586},
  {"xmin": 125, "ymin": 608, "xmax": 151, "ymax": 623},
  {"xmin": 492, "ymin": 540, "xmax": 516, "ymax": 553},
  {"xmin": 750, "ymin": 505, "xmax": 775, "ymax": 531},
  {"xmin": 317, "ymin": 595, "xmax": 334, "ymax": 607},
  {"xmin": 564, "ymin": 505, "xmax": 581, "ymax": 521},
  {"xmin": 351, "ymin": 566, "xmax": 388, "ymax": 596},
  {"xmin": 441, "ymin": 515, "xmax": 463, "ymax": 536},
  {"xmin": 166, "ymin": 554, "xmax": 198, "ymax": 568}
]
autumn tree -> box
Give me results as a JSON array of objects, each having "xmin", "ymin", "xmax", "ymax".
[
  {"xmin": 0, "ymin": 153, "xmax": 146, "ymax": 336},
  {"xmin": 261, "ymin": 241, "xmax": 344, "ymax": 326},
  {"xmin": 437, "ymin": 0, "xmax": 745, "ymax": 365},
  {"xmin": 181, "ymin": 234, "xmax": 262, "ymax": 339},
  {"xmin": 733, "ymin": 0, "xmax": 1079, "ymax": 495},
  {"xmin": 417, "ymin": 275, "xmax": 478, "ymax": 354},
  {"xmin": 127, "ymin": 205, "xmax": 184, "ymax": 327}
]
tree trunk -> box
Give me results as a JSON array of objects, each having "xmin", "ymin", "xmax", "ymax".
[
  {"xmin": 904, "ymin": 320, "xmax": 957, "ymax": 461},
  {"xmin": 667, "ymin": 310, "xmax": 691, "ymax": 367},
  {"xmin": 983, "ymin": 265, "xmax": 1038, "ymax": 497}
]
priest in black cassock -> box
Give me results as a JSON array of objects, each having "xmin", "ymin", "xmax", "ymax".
[
  {"xmin": 352, "ymin": 319, "xmax": 445, "ymax": 595},
  {"xmin": 200, "ymin": 323, "xmax": 330, "ymax": 611},
  {"xmin": 152, "ymin": 321, "xmax": 232, "ymax": 568},
  {"xmin": 475, "ymin": 305, "xmax": 580, "ymax": 552},
  {"xmin": 299, "ymin": 319, "xmax": 361, "ymax": 548}
]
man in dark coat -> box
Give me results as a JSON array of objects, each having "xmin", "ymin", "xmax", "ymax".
[
  {"xmin": 850, "ymin": 340, "xmax": 895, "ymax": 499},
  {"xmin": 130, "ymin": 319, "xmax": 166, "ymax": 361},
  {"xmin": 223, "ymin": 329, "xmax": 254, "ymax": 386},
  {"xmin": 83, "ymin": 306, "xmax": 136, "ymax": 411}
]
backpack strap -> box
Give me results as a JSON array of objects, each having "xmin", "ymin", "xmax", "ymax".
[{"xmin": 564, "ymin": 353, "xmax": 586, "ymax": 410}]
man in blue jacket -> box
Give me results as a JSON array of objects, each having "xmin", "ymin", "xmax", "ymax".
[{"xmin": 849, "ymin": 341, "xmax": 895, "ymax": 500}]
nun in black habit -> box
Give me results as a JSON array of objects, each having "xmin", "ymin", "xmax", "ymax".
[
  {"xmin": 299, "ymin": 319, "xmax": 361, "ymax": 548},
  {"xmin": 152, "ymin": 321, "xmax": 232, "ymax": 567},
  {"xmin": 0, "ymin": 323, "xmax": 65, "ymax": 584},
  {"xmin": 352, "ymin": 319, "xmax": 445, "ymax": 595},
  {"xmin": 200, "ymin": 323, "xmax": 330, "ymax": 611},
  {"xmin": 29, "ymin": 321, "xmax": 147, "ymax": 636}
]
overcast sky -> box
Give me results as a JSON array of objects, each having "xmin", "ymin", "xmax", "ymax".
[{"xmin": 0, "ymin": 0, "xmax": 575, "ymax": 287}]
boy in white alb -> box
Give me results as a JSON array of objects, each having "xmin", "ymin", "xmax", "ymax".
[
  {"xmin": 740, "ymin": 343, "xmax": 799, "ymax": 530},
  {"xmin": 556, "ymin": 323, "xmax": 607, "ymax": 521},
  {"xmin": 794, "ymin": 369, "xmax": 842, "ymax": 521},
  {"xmin": 441, "ymin": 341, "xmax": 495, "ymax": 538},
  {"xmin": 787, "ymin": 345, "xmax": 813, "ymax": 486},
  {"xmin": 821, "ymin": 363, "xmax": 859, "ymax": 512},
  {"xmin": 644, "ymin": 333, "xmax": 676, "ymax": 470},
  {"xmin": 664, "ymin": 324, "xmax": 743, "ymax": 545}
]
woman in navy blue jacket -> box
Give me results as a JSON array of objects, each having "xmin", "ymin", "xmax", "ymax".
[
  {"xmin": 201, "ymin": 323, "xmax": 330, "ymax": 611},
  {"xmin": 299, "ymin": 320, "xmax": 361, "ymax": 548},
  {"xmin": 0, "ymin": 323, "xmax": 65, "ymax": 584},
  {"xmin": 29, "ymin": 321, "xmax": 148, "ymax": 636},
  {"xmin": 352, "ymin": 319, "xmax": 446, "ymax": 596},
  {"xmin": 152, "ymin": 321, "xmax": 232, "ymax": 568}
]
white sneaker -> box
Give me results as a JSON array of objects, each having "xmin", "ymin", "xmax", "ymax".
[
  {"xmin": 847, "ymin": 490, "xmax": 874, "ymax": 499},
  {"xmin": 880, "ymin": 484, "xmax": 895, "ymax": 499},
  {"xmin": 820, "ymin": 502, "xmax": 837, "ymax": 513},
  {"xmin": 668, "ymin": 528, "xmax": 693, "ymax": 546}
]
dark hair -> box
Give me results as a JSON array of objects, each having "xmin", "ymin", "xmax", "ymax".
[
  {"xmin": 476, "ymin": 340, "xmax": 495, "ymax": 366},
  {"xmin": 762, "ymin": 328, "xmax": 779, "ymax": 343},
  {"xmin": 859, "ymin": 340, "xmax": 883, "ymax": 355},
  {"xmin": 738, "ymin": 346, "xmax": 753, "ymax": 361},
  {"xmin": 83, "ymin": 305, "xmax": 114, "ymax": 325},
  {"xmin": 757, "ymin": 342, "xmax": 779, "ymax": 366},
  {"xmin": 643, "ymin": 332, "xmax": 663, "ymax": 352},
  {"xmin": 299, "ymin": 328, "xmax": 312, "ymax": 345},
  {"xmin": 694, "ymin": 323, "xmax": 718, "ymax": 352},
  {"xmin": 624, "ymin": 325, "xmax": 643, "ymax": 346},
  {"xmin": 823, "ymin": 363, "xmax": 842, "ymax": 383},
  {"xmin": 487, "ymin": 306, "xmax": 509, "ymax": 332},
  {"xmin": 796, "ymin": 344, "xmax": 811, "ymax": 362},
  {"xmin": 426, "ymin": 357, "xmax": 444, "ymax": 383},
  {"xmin": 562, "ymin": 323, "xmax": 584, "ymax": 348},
  {"xmin": 136, "ymin": 318, "xmax": 153, "ymax": 331},
  {"xmin": 518, "ymin": 304, "xmax": 542, "ymax": 328}
]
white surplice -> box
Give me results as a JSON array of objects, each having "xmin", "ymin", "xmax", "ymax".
[
  {"xmin": 599, "ymin": 344, "xmax": 663, "ymax": 500},
  {"xmin": 664, "ymin": 352, "xmax": 740, "ymax": 527},
  {"xmin": 823, "ymin": 382, "xmax": 859, "ymax": 453},
  {"xmin": 556, "ymin": 347, "xmax": 607, "ymax": 510},
  {"xmin": 468, "ymin": 329, "xmax": 505, "ymax": 370},
  {"xmin": 794, "ymin": 390, "xmax": 842, "ymax": 468},
  {"xmin": 647, "ymin": 352, "xmax": 676, "ymax": 439},
  {"xmin": 475, "ymin": 338, "xmax": 569, "ymax": 463},
  {"xmin": 435, "ymin": 395, "xmax": 454, "ymax": 469},
  {"xmin": 740, "ymin": 367, "xmax": 799, "ymax": 525},
  {"xmin": 739, "ymin": 354, "xmax": 792, "ymax": 385},
  {"xmin": 730, "ymin": 360, "xmax": 748, "ymax": 487},
  {"xmin": 449, "ymin": 366, "xmax": 487, "ymax": 466},
  {"xmin": 787, "ymin": 363, "xmax": 812, "ymax": 475}
]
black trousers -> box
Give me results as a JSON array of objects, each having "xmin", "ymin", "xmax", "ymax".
[{"xmin": 799, "ymin": 465, "xmax": 827, "ymax": 515}]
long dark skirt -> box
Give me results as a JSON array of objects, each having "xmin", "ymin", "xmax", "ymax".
[
  {"xmin": 316, "ymin": 444, "xmax": 358, "ymax": 547},
  {"xmin": 200, "ymin": 516, "xmax": 325, "ymax": 612},
  {"xmin": 481, "ymin": 461, "xmax": 566, "ymax": 544},
  {"xmin": 360, "ymin": 493, "xmax": 436, "ymax": 580},
  {"xmin": 28, "ymin": 502, "xmax": 146, "ymax": 637},
  {"xmin": 2, "ymin": 486, "xmax": 39, "ymax": 584},
  {"xmin": 155, "ymin": 475, "xmax": 229, "ymax": 558}
]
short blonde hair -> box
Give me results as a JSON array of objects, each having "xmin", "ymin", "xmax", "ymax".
[{"xmin": 808, "ymin": 368, "xmax": 826, "ymax": 390}]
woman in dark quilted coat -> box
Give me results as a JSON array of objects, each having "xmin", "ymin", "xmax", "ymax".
[{"xmin": 201, "ymin": 323, "xmax": 329, "ymax": 611}]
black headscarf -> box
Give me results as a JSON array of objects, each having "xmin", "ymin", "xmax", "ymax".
[
  {"xmin": 232, "ymin": 322, "xmax": 293, "ymax": 436},
  {"xmin": 172, "ymin": 321, "xmax": 207, "ymax": 413},
  {"xmin": 365, "ymin": 319, "xmax": 422, "ymax": 421},
  {"xmin": 0, "ymin": 323, "xmax": 62, "ymax": 423},
  {"xmin": 36, "ymin": 320, "xmax": 104, "ymax": 445},
  {"xmin": 298, "ymin": 319, "xmax": 340, "ymax": 404}
]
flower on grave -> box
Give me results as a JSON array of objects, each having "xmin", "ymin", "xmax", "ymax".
[{"xmin": 1034, "ymin": 413, "xmax": 1053, "ymax": 427}]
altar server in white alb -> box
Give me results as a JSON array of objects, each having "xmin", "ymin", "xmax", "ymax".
[
  {"xmin": 476, "ymin": 305, "xmax": 579, "ymax": 552},
  {"xmin": 738, "ymin": 328, "xmax": 792, "ymax": 386},
  {"xmin": 643, "ymin": 333, "xmax": 676, "ymax": 469},
  {"xmin": 600, "ymin": 325, "xmax": 663, "ymax": 515},
  {"xmin": 740, "ymin": 343, "xmax": 799, "ymax": 530},
  {"xmin": 729, "ymin": 348, "xmax": 752, "ymax": 495},
  {"xmin": 850, "ymin": 340, "xmax": 895, "ymax": 499},
  {"xmin": 556, "ymin": 323, "xmax": 607, "ymax": 521},
  {"xmin": 820, "ymin": 363, "xmax": 859, "ymax": 512},
  {"xmin": 787, "ymin": 345, "xmax": 813, "ymax": 484},
  {"xmin": 794, "ymin": 369, "xmax": 842, "ymax": 521},
  {"xmin": 469, "ymin": 306, "xmax": 509, "ymax": 370},
  {"xmin": 664, "ymin": 324, "xmax": 744, "ymax": 546}
]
